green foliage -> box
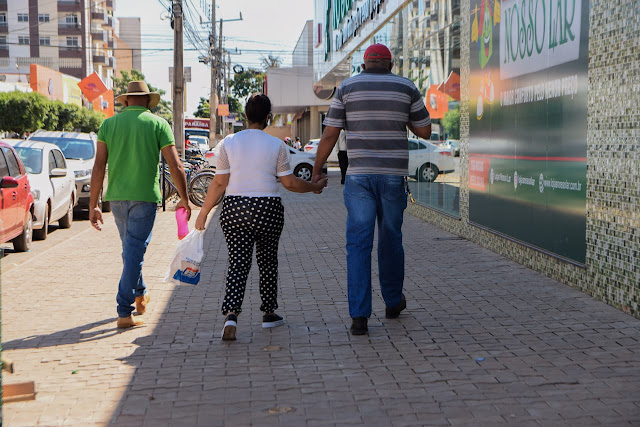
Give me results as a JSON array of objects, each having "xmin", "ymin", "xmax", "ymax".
[
  {"xmin": 193, "ymin": 97, "xmax": 210, "ymax": 118},
  {"xmin": 0, "ymin": 91, "xmax": 105, "ymax": 135},
  {"xmin": 230, "ymin": 69, "xmax": 265, "ymax": 99},
  {"xmin": 113, "ymin": 69, "xmax": 172, "ymax": 124},
  {"xmin": 442, "ymin": 106, "xmax": 460, "ymax": 140},
  {"xmin": 0, "ymin": 91, "xmax": 50, "ymax": 133},
  {"xmin": 228, "ymin": 95, "xmax": 243, "ymax": 114}
]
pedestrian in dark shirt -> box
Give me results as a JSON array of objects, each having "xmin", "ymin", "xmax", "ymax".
[
  {"xmin": 336, "ymin": 130, "xmax": 348, "ymax": 184},
  {"xmin": 312, "ymin": 44, "xmax": 431, "ymax": 335}
]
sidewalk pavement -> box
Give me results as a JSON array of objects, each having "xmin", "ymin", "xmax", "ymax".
[{"xmin": 2, "ymin": 169, "xmax": 639, "ymax": 426}]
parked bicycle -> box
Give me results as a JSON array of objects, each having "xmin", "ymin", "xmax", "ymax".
[{"xmin": 160, "ymin": 159, "xmax": 223, "ymax": 207}]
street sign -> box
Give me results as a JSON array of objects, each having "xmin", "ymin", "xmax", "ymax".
[{"xmin": 217, "ymin": 104, "xmax": 229, "ymax": 116}]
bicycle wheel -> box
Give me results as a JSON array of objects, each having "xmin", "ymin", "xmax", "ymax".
[
  {"xmin": 162, "ymin": 172, "xmax": 177, "ymax": 200},
  {"xmin": 188, "ymin": 171, "xmax": 217, "ymax": 207}
]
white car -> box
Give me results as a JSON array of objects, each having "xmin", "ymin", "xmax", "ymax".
[
  {"xmin": 28, "ymin": 130, "xmax": 110, "ymax": 212},
  {"xmin": 304, "ymin": 138, "xmax": 339, "ymax": 163},
  {"xmin": 8, "ymin": 140, "xmax": 76, "ymax": 240},
  {"xmin": 204, "ymin": 144, "xmax": 325, "ymax": 181},
  {"xmin": 187, "ymin": 135, "xmax": 210, "ymax": 154},
  {"xmin": 408, "ymin": 138, "xmax": 456, "ymax": 182}
]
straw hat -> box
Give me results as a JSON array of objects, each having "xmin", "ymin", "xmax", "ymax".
[{"xmin": 115, "ymin": 81, "xmax": 161, "ymax": 109}]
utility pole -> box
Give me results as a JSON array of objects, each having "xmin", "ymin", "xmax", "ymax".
[
  {"xmin": 224, "ymin": 51, "xmax": 230, "ymax": 136},
  {"xmin": 172, "ymin": 0, "xmax": 185, "ymax": 158},
  {"xmin": 209, "ymin": 0, "xmax": 217, "ymax": 144},
  {"xmin": 217, "ymin": 18, "xmax": 223, "ymax": 136}
]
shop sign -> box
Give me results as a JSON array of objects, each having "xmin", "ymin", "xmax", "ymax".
[
  {"xmin": 500, "ymin": 0, "xmax": 582, "ymax": 79},
  {"xmin": 325, "ymin": 0, "xmax": 386, "ymax": 60},
  {"xmin": 185, "ymin": 118, "xmax": 210, "ymax": 129},
  {"xmin": 469, "ymin": 0, "xmax": 590, "ymax": 263}
]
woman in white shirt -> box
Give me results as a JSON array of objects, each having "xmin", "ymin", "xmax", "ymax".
[{"xmin": 195, "ymin": 94, "xmax": 327, "ymax": 341}]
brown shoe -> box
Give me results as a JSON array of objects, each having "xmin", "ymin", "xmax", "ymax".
[
  {"xmin": 135, "ymin": 294, "xmax": 150, "ymax": 315},
  {"xmin": 117, "ymin": 315, "xmax": 145, "ymax": 329}
]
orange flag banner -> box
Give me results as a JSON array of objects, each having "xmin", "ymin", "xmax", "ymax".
[
  {"xmin": 438, "ymin": 71, "xmax": 461, "ymax": 101},
  {"xmin": 78, "ymin": 72, "xmax": 108, "ymax": 102},
  {"xmin": 425, "ymin": 85, "xmax": 449, "ymax": 120}
]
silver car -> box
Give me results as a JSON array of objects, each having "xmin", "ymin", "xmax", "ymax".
[{"xmin": 28, "ymin": 131, "xmax": 111, "ymax": 212}]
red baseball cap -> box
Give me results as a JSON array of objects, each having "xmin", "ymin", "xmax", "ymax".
[{"xmin": 363, "ymin": 43, "xmax": 392, "ymax": 60}]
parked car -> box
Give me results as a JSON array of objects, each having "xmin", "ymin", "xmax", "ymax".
[
  {"xmin": 0, "ymin": 141, "xmax": 34, "ymax": 252},
  {"xmin": 304, "ymin": 138, "xmax": 339, "ymax": 162},
  {"xmin": 408, "ymin": 138, "xmax": 456, "ymax": 182},
  {"xmin": 204, "ymin": 144, "xmax": 326, "ymax": 181},
  {"xmin": 187, "ymin": 135, "xmax": 210, "ymax": 154},
  {"xmin": 28, "ymin": 130, "xmax": 110, "ymax": 212},
  {"xmin": 185, "ymin": 128, "xmax": 210, "ymax": 141},
  {"xmin": 8, "ymin": 140, "xmax": 76, "ymax": 240}
]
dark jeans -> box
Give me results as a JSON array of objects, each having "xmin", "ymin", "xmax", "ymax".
[
  {"xmin": 338, "ymin": 150, "xmax": 349, "ymax": 183},
  {"xmin": 343, "ymin": 175, "xmax": 407, "ymax": 318}
]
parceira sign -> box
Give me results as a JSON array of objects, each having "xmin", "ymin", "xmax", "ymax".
[{"xmin": 185, "ymin": 118, "xmax": 210, "ymax": 129}]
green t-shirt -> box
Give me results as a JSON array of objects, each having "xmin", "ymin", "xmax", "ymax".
[{"xmin": 97, "ymin": 106, "xmax": 174, "ymax": 203}]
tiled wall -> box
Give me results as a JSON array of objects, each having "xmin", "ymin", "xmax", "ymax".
[{"xmin": 408, "ymin": 0, "xmax": 640, "ymax": 318}]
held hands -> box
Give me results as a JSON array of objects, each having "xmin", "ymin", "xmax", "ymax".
[
  {"xmin": 311, "ymin": 174, "xmax": 328, "ymax": 194},
  {"xmin": 89, "ymin": 207, "xmax": 103, "ymax": 231}
]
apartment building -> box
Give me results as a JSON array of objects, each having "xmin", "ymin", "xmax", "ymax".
[{"xmin": 0, "ymin": 0, "xmax": 117, "ymax": 87}]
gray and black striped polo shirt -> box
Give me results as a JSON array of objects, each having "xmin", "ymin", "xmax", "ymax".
[{"xmin": 323, "ymin": 68, "xmax": 431, "ymax": 176}]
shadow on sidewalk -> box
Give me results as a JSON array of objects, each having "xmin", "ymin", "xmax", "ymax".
[
  {"xmin": 105, "ymin": 171, "xmax": 640, "ymax": 426},
  {"xmin": 3, "ymin": 317, "xmax": 119, "ymax": 350}
]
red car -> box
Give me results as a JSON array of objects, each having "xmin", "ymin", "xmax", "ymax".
[{"xmin": 0, "ymin": 141, "xmax": 34, "ymax": 252}]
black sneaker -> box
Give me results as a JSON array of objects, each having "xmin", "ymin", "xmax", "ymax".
[
  {"xmin": 262, "ymin": 313, "xmax": 285, "ymax": 328},
  {"xmin": 221, "ymin": 313, "xmax": 237, "ymax": 340},
  {"xmin": 350, "ymin": 317, "xmax": 368, "ymax": 335},
  {"xmin": 385, "ymin": 294, "xmax": 407, "ymax": 319}
]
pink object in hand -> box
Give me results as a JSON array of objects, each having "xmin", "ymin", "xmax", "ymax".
[{"xmin": 176, "ymin": 207, "xmax": 189, "ymax": 240}]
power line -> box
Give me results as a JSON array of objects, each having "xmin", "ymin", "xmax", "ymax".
[{"xmin": 1, "ymin": 0, "xmax": 113, "ymax": 36}]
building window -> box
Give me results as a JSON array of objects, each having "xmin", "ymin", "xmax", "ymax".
[
  {"xmin": 39, "ymin": 36, "xmax": 51, "ymax": 46},
  {"xmin": 17, "ymin": 13, "xmax": 29, "ymax": 23},
  {"xmin": 18, "ymin": 36, "xmax": 30, "ymax": 45},
  {"xmin": 66, "ymin": 14, "xmax": 79, "ymax": 25},
  {"xmin": 0, "ymin": 13, "xmax": 7, "ymax": 27},
  {"xmin": 66, "ymin": 36, "xmax": 79, "ymax": 49},
  {"xmin": 38, "ymin": 14, "xmax": 50, "ymax": 23},
  {"xmin": 0, "ymin": 36, "xmax": 7, "ymax": 49}
]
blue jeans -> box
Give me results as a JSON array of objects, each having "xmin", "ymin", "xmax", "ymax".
[
  {"xmin": 344, "ymin": 175, "xmax": 407, "ymax": 318},
  {"xmin": 111, "ymin": 201, "xmax": 157, "ymax": 318}
]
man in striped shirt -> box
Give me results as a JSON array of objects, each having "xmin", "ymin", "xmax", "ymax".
[{"xmin": 312, "ymin": 43, "xmax": 431, "ymax": 335}]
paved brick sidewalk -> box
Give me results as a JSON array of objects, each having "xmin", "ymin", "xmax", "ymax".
[{"xmin": 2, "ymin": 169, "xmax": 640, "ymax": 426}]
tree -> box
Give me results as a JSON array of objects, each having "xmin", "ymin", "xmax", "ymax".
[
  {"xmin": 113, "ymin": 70, "xmax": 172, "ymax": 124},
  {"xmin": 229, "ymin": 69, "xmax": 265, "ymax": 99},
  {"xmin": 442, "ymin": 106, "xmax": 460, "ymax": 140},
  {"xmin": 193, "ymin": 97, "xmax": 210, "ymax": 118},
  {"xmin": 0, "ymin": 91, "xmax": 51, "ymax": 134},
  {"xmin": 0, "ymin": 91, "xmax": 105, "ymax": 134},
  {"xmin": 228, "ymin": 95, "xmax": 246, "ymax": 129},
  {"xmin": 261, "ymin": 54, "xmax": 282, "ymax": 70}
]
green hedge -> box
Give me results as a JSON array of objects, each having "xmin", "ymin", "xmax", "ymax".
[{"xmin": 0, "ymin": 91, "xmax": 105, "ymax": 135}]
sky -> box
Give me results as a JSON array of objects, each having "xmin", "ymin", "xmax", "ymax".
[{"xmin": 115, "ymin": 0, "xmax": 314, "ymax": 116}]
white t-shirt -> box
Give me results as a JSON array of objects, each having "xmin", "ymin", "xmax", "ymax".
[{"xmin": 215, "ymin": 129, "xmax": 293, "ymax": 197}]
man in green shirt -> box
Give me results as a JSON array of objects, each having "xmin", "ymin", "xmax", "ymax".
[{"xmin": 89, "ymin": 81, "xmax": 190, "ymax": 329}]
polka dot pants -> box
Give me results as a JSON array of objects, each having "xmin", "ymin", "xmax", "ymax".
[{"xmin": 220, "ymin": 196, "xmax": 284, "ymax": 315}]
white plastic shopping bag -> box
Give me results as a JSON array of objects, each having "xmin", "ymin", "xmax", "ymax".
[{"xmin": 164, "ymin": 229, "xmax": 204, "ymax": 285}]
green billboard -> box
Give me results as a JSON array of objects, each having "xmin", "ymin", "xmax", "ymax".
[{"xmin": 469, "ymin": 0, "xmax": 589, "ymax": 263}]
